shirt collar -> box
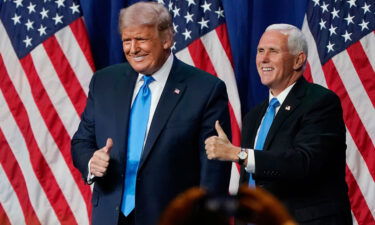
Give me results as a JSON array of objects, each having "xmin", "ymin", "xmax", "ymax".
[
  {"xmin": 269, "ymin": 82, "xmax": 296, "ymax": 106},
  {"xmin": 136, "ymin": 53, "xmax": 174, "ymax": 84}
]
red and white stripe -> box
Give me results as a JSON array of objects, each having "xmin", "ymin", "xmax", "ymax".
[
  {"xmin": 175, "ymin": 23, "xmax": 242, "ymax": 194},
  {"xmin": 0, "ymin": 17, "xmax": 94, "ymax": 225},
  {"xmin": 302, "ymin": 17, "xmax": 375, "ymax": 225}
]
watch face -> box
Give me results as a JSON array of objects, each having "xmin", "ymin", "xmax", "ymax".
[{"xmin": 238, "ymin": 151, "xmax": 247, "ymax": 160}]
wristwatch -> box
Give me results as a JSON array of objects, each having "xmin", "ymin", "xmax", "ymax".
[{"xmin": 237, "ymin": 148, "xmax": 248, "ymax": 165}]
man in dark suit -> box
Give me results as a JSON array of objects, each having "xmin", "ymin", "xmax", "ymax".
[
  {"xmin": 205, "ymin": 24, "xmax": 352, "ymax": 224},
  {"xmin": 71, "ymin": 2, "xmax": 231, "ymax": 225}
]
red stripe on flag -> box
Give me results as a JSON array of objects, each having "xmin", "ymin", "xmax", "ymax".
[
  {"xmin": 43, "ymin": 36, "xmax": 87, "ymax": 115},
  {"xmin": 228, "ymin": 103, "xmax": 241, "ymax": 146},
  {"xmin": 215, "ymin": 24, "xmax": 235, "ymax": 67},
  {"xmin": 346, "ymin": 166, "xmax": 374, "ymax": 225},
  {"xmin": 303, "ymin": 62, "xmax": 313, "ymax": 83},
  {"xmin": 0, "ymin": 203, "xmax": 11, "ymax": 225},
  {"xmin": 19, "ymin": 54, "xmax": 92, "ymax": 216},
  {"xmin": 69, "ymin": 18, "xmax": 96, "ymax": 72},
  {"xmin": 0, "ymin": 128, "xmax": 41, "ymax": 225},
  {"xmin": 187, "ymin": 38, "xmax": 217, "ymax": 76},
  {"xmin": 0, "ymin": 55, "xmax": 78, "ymax": 225},
  {"xmin": 322, "ymin": 60, "xmax": 375, "ymax": 180},
  {"xmin": 346, "ymin": 42, "xmax": 375, "ymax": 107}
]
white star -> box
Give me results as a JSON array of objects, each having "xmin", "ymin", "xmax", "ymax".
[
  {"xmin": 361, "ymin": 3, "xmax": 371, "ymax": 14},
  {"xmin": 182, "ymin": 28, "xmax": 191, "ymax": 40},
  {"xmin": 326, "ymin": 41, "xmax": 334, "ymax": 53},
  {"xmin": 172, "ymin": 6, "xmax": 180, "ymax": 17},
  {"xmin": 341, "ymin": 30, "xmax": 352, "ymax": 42},
  {"xmin": 359, "ymin": 19, "xmax": 369, "ymax": 31},
  {"xmin": 347, "ymin": 0, "xmax": 356, "ymax": 8},
  {"xmin": 186, "ymin": 0, "xmax": 195, "ymax": 7},
  {"xmin": 198, "ymin": 17, "xmax": 209, "ymax": 29},
  {"xmin": 331, "ymin": 7, "xmax": 340, "ymax": 19},
  {"xmin": 157, "ymin": 0, "xmax": 164, "ymax": 4},
  {"xmin": 38, "ymin": 24, "xmax": 47, "ymax": 36},
  {"xmin": 52, "ymin": 13, "xmax": 63, "ymax": 25},
  {"xmin": 40, "ymin": 7, "xmax": 49, "ymax": 19},
  {"xmin": 23, "ymin": 35, "xmax": 32, "ymax": 48},
  {"xmin": 173, "ymin": 23, "xmax": 178, "ymax": 33},
  {"xmin": 25, "ymin": 19, "xmax": 34, "ymax": 31},
  {"xmin": 44, "ymin": 0, "xmax": 51, "ymax": 2},
  {"xmin": 168, "ymin": 2, "xmax": 173, "ymax": 11},
  {"xmin": 312, "ymin": 0, "xmax": 320, "ymax": 6},
  {"xmin": 11, "ymin": 13, "xmax": 21, "ymax": 25},
  {"xmin": 70, "ymin": 2, "xmax": 80, "ymax": 14},
  {"xmin": 320, "ymin": 2, "xmax": 329, "ymax": 13},
  {"xmin": 184, "ymin": 12, "xmax": 194, "ymax": 24},
  {"xmin": 319, "ymin": 18, "xmax": 326, "ymax": 30},
  {"xmin": 344, "ymin": 13, "xmax": 355, "ymax": 25},
  {"xmin": 215, "ymin": 7, "xmax": 224, "ymax": 18},
  {"xmin": 13, "ymin": 0, "xmax": 23, "ymax": 8},
  {"xmin": 55, "ymin": 0, "xmax": 65, "ymax": 8},
  {"xmin": 201, "ymin": 1, "xmax": 211, "ymax": 13},
  {"xmin": 328, "ymin": 25, "xmax": 337, "ymax": 35},
  {"xmin": 27, "ymin": 2, "xmax": 36, "ymax": 14},
  {"xmin": 171, "ymin": 42, "xmax": 176, "ymax": 51}
]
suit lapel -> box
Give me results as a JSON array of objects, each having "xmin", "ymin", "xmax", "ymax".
[
  {"xmin": 114, "ymin": 67, "xmax": 138, "ymax": 162},
  {"xmin": 262, "ymin": 77, "xmax": 307, "ymax": 150},
  {"xmin": 139, "ymin": 59, "xmax": 186, "ymax": 169}
]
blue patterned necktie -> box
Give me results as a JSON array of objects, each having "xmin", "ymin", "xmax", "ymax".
[
  {"xmin": 249, "ymin": 97, "xmax": 280, "ymax": 186},
  {"xmin": 122, "ymin": 75, "xmax": 154, "ymax": 216}
]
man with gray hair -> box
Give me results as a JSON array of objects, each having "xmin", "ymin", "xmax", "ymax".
[
  {"xmin": 71, "ymin": 2, "xmax": 231, "ymax": 225},
  {"xmin": 205, "ymin": 24, "xmax": 352, "ymax": 224}
]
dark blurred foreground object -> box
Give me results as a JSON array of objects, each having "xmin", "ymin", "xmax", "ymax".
[{"xmin": 159, "ymin": 185, "xmax": 297, "ymax": 225}]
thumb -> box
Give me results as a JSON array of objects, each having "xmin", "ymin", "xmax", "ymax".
[
  {"xmin": 104, "ymin": 138, "xmax": 113, "ymax": 154},
  {"xmin": 215, "ymin": 120, "xmax": 228, "ymax": 140}
]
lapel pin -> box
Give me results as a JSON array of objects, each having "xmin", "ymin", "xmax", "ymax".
[
  {"xmin": 285, "ymin": 106, "xmax": 291, "ymax": 111},
  {"xmin": 174, "ymin": 88, "xmax": 180, "ymax": 94}
]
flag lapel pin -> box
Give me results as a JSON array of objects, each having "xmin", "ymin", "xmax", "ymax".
[
  {"xmin": 174, "ymin": 88, "xmax": 180, "ymax": 94},
  {"xmin": 285, "ymin": 105, "xmax": 291, "ymax": 111}
]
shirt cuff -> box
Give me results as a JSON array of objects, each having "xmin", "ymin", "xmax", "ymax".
[
  {"xmin": 244, "ymin": 149, "xmax": 255, "ymax": 173},
  {"xmin": 87, "ymin": 159, "xmax": 95, "ymax": 185}
]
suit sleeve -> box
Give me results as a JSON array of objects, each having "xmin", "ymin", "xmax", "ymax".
[
  {"xmin": 71, "ymin": 74, "xmax": 98, "ymax": 182},
  {"xmin": 199, "ymin": 79, "xmax": 232, "ymax": 194},
  {"xmin": 253, "ymin": 91, "xmax": 346, "ymax": 180}
]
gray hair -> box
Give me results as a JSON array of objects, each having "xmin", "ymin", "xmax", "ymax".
[
  {"xmin": 265, "ymin": 24, "xmax": 308, "ymax": 57},
  {"xmin": 118, "ymin": 2, "xmax": 173, "ymax": 39}
]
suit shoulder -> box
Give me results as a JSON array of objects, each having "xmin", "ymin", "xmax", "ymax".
[
  {"xmin": 305, "ymin": 82, "xmax": 339, "ymax": 101},
  {"xmin": 93, "ymin": 63, "xmax": 132, "ymax": 79},
  {"xmin": 175, "ymin": 59, "xmax": 223, "ymax": 85}
]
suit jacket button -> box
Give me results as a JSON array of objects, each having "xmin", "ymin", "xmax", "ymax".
[{"xmin": 115, "ymin": 206, "xmax": 119, "ymax": 211}]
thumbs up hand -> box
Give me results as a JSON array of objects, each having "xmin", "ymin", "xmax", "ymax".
[
  {"xmin": 90, "ymin": 138, "xmax": 113, "ymax": 177},
  {"xmin": 205, "ymin": 121, "xmax": 240, "ymax": 161}
]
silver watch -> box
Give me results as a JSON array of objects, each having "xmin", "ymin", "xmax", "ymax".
[{"xmin": 237, "ymin": 148, "xmax": 248, "ymax": 165}]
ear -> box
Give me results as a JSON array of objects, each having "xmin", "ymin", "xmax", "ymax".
[
  {"xmin": 293, "ymin": 52, "xmax": 307, "ymax": 71},
  {"xmin": 163, "ymin": 37, "xmax": 173, "ymax": 50}
]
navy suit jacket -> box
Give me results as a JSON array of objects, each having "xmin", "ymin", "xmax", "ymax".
[
  {"xmin": 71, "ymin": 58, "xmax": 232, "ymax": 225},
  {"xmin": 240, "ymin": 77, "xmax": 352, "ymax": 224}
]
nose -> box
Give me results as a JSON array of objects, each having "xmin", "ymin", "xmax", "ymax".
[
  {"xmin": 129, "ymin": 40, "xmax": 139, "ymax": 54},
  {"xmin": 259, "ymin": 51, "xmax": 270, "ymax": 63}
]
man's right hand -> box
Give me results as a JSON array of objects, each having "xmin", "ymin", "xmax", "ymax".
[{"xmin": 89, "ymin": 138, "xmax": 113, "ymax": 177}]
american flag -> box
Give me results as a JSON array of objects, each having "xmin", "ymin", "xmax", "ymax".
[
  {"xmin": 302, "ymin": 0, "xmax": 375, "ymax": 224},
  {"xmin": 0, "ymin": 0, "xmax": 94, "ymax": 224},
  {"xmin": 155, "ymin": 0, "xmax": 242, "ymax": 194}
]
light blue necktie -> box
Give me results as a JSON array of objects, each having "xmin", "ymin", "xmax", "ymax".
[
  {"xmin": 249, "ymin": 97, "xmax": 280, "ymax": 186},
  {"xmin": 121, "ymin": 75, "xmax": 154, "ymax": 216}
]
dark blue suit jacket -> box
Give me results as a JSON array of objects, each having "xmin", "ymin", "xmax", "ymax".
[
  {"xmin": 71, "ymin": 58, "xmax": 231, "ymax": 225},
  {"xmin": 240, "ymin": 77, "xmax": 352, "ymax": 224}
]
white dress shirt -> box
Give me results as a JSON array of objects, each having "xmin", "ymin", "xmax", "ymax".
[{"xmin": 245, "ymin": 82, "xmax": 296, "ymax": 173}]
